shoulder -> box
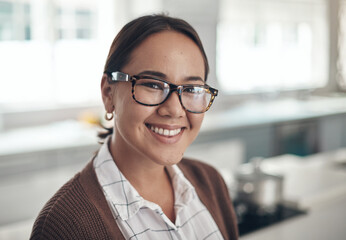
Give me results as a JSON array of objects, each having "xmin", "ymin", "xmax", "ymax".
[
  {"xmin": 36, "ymin": 173, "xmax": 84, "ymax": 218},
  {"xmin": 30, "ymin": 173, "xmax": 74, "ymax": 238},
  {"xmin": 30, "ymin": 174, "xmax": 85, "ymax": 239},
  {"xmin": 30, "ymin": 166, "xmax": 110, "ymax": 240}
]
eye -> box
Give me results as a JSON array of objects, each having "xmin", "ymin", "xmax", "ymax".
[
  {"xmin": 142, "ymin": 81, "xmax": 163, "ymax": 90},
  {"xmin": 136, "ymin": 78, "xmax": 167, "ymax": 91}
]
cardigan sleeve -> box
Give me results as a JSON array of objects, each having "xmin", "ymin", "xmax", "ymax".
[{"xmin": 30, "ymin": 174, "xmax": 112, "ymax": 240}]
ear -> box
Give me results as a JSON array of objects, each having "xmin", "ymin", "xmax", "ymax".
[{"xmin": 101, "ymin": 73, "xmax": 115, "ymax": 112}]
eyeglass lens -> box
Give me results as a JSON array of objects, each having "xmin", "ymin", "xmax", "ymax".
[{"xmin": 133, "ymin": 78, "xmax": 212, "ymax": 113}]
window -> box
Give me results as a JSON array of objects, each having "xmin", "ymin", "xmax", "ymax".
[
  {"xmin": 0, "ymin": 0, "xmax": 114, "ymax": 107},
  {"xmin": 0, "ymin": 0, "xmax": 166, "ymax": 111},
  {"xmin": 0, "ymin": 1, "xmax": 31, "ymax": 40},
  {"xmin": 217, "ymin": 0, "xmax": 329, "ymax": 94},
  {"xmin": 337, "ymin": 0, "xmax": 346, "ymax": 89},
  {"xmin": 57, "ymin": 7, "xmax": 95, "ymax": 40}
]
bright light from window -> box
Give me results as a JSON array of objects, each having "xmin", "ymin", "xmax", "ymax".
[
  {"xmin": 337, "ymin": 0, "xmax": 346, "ymax": 90},
  {"xmin": 217, "ymin": 0, "xmax": 329, "ymax": 94},
  {"xmin": 0, "ymin": 0, "xmax": 165, "ymax": 109},
  {"xmin": 0, "ymin": 0, "xmax": 118, "ymax": 108}
]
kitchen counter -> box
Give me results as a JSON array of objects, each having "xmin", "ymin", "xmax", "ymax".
[
  {"xmin": 201, "ymin": 96, "xmax": 346, "ymax": 133},
  {"xmin": 240, "ymin": 150, "xmax": 346, "ymax": 240},
  {"xmin": 240, "ymin": 194, "xmax": 346, "ymax": 240},
  {"xmin": 0, "ymin": 120, "xmax": 100, "ymax": 178},
  {"xmin": 1, "ymin": 96, "xmax": 346, "ymax": 157},
  {"xmin": 1, "ymin": 96, "xmax": 346, "ymax": 156},
  {"xmin": 0, "ymin": 120, "xmax": 98, "ymax": 156},
  {"xmin": 198, "ymin": 96, "xmax": 346, "ymax": 160}
]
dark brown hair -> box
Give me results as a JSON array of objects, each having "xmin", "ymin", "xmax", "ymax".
[
  {"xmin": 99, "ymin": 14, "xmax": 209, "ymax": 140},
  {"xmin": 104, "ymin": 14, "xmax": 209, "ymax": 79}
]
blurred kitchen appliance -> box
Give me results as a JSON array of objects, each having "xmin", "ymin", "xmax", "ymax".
[
  {"xmin": 235, "ymin": 157, "xmax": 284, "ymax": 214},
  {"xmin": 234, "ymin": 157, "xmax": 306, "ymax": 236}
]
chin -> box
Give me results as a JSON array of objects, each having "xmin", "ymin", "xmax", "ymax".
[
  {"xmin": 139, "ymin": 140, "xmax": 189, "ymax": 166},
  {"xmin": 152, "ymin": 152, "xmax": 184, "ymax": 166}
]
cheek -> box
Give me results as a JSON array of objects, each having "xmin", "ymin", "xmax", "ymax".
[
  {"xmin": 114, "ymin": 92, "xmax": 155, "ymax": 129},
  {"xmin": 113, "ymin": 84, "xmax": 140, "ymax": 120},
  {"xmin": 188, "ymin": 113, "xmax": 204, "ymax": 131}
]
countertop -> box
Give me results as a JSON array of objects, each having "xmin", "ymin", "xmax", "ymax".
[
  {"xmin": 201, "ymin": 96, "xmax": 346, "ymax": 133},
  {"xmin": 240, "ymin": 194, "xmax": 346, "ymax": 240},
  {"xmin": 1, "ymin": 96, "xmax": 346, "ymax": 157},
  {"xmin": 240, "ymin": 149, "xmax": 346, "ymax": 240},
  {"xmin": 0, "ymin": 120, "xmax": 98, "ymax": 156}
]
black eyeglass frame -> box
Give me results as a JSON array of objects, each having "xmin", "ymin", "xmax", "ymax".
[{"xmin": 105, "ymin": 71, "xmax": 218, "ymax": 113}]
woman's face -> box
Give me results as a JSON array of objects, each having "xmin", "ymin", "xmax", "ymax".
[{"xmin": 107, "ymin": 31, "xmax": 205, "ymax": 166}]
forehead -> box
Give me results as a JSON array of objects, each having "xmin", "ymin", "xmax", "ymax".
[{"xmin": 123, "ymin": 31, "xmax": 205, "ymax": 80}]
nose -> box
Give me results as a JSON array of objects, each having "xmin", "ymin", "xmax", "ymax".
[{"xmin": 157, "ymin": 91, "xmax": 186, "ymax": 118}]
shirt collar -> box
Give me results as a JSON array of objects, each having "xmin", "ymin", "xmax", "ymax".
[
  {"xmin": 166, "ymin": 165, "xmax": 197, "ymax": 208},
  {"xmin": 94, "ymin": 139, "xmax": 144, "ymax": 221},
  {"xmin": 93, "ymin": 137, "xmax": 197, "ymax": 221}
]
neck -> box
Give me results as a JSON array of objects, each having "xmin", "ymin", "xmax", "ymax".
[
  {"xmin": 109, "ymin": 133, "xmax": 169, "ymax": 190},
  {"xmin": 108, "ymin": 133, "xmax": 176, "ymax": 223}
]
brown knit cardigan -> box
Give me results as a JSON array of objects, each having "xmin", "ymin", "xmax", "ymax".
[{"xmin": 30, "ymin": 158, "xmax": 239, "ymax": 239}]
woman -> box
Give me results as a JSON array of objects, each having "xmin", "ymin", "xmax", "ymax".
[{"xmin": 30, "ymin": 14, "xmax": 238, "ymax": 240}]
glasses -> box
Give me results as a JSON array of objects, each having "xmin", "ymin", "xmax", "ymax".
[{"xmin": 106, "ymin": 71, "xmax": 218, "ymax": 113}]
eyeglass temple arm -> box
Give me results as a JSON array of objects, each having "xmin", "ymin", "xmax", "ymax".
[{"xmin": 110, "ymin": 72, "xmax": 131, "ymax": 82}]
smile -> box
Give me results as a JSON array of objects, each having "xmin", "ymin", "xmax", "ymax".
[{"xmin": 147, "ymin": 124, "xmax": 182, "ymax": 137}]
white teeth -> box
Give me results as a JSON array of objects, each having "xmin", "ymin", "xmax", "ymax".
[{"xmin": 149, "ymin": 125, "xmax": 182, "ymax": 136}]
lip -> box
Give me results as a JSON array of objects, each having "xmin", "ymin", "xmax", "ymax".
[{"xmin": 145, "ymin": 123, "xmax": 185, "ymax": 144}]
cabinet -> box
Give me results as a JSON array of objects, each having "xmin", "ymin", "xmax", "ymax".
[{"xmin": 318, "ymin": 113, "xmax": 346, "ymax": 152}]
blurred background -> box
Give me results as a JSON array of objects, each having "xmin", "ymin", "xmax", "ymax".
[{"xmin": 1, "ymin": 0, "xmax": 346, "ymax": 239}]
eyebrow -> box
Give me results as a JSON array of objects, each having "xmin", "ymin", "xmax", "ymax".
[
  {"xmin": 186, "ymin": 76, "xmax": 204, "ymax": 82},
  {"xmin": 137, "ymin": 70, "xmax": 204, "ymax": 82},
  {"xmin": 137, "ymin": 70, "xmax": 167, "ymax": 79}
]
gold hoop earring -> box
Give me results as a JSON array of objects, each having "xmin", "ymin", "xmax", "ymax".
[{"xmin": 104, "ymin": 112, "xmax": 114, "ymax": 121}]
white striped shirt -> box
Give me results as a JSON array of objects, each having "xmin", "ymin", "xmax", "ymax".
[{"xmin": 93, "ymin": 141, "xmax": 224, "ymax": 240}]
